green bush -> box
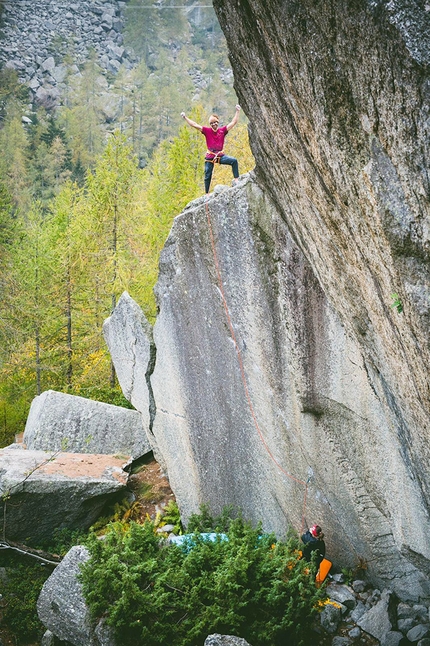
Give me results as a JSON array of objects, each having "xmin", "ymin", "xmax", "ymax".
[
  {"xmin": 79, "ymin": 513, "xmax": 324, "ymax": 646},
  {"xmin": 1, "ymin": 563, "xmax": 50, "ymax": 644}
]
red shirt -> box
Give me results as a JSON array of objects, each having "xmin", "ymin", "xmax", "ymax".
[{"xmin": 202, "ymin": 125, "xmax": 228, "ymax": 157}]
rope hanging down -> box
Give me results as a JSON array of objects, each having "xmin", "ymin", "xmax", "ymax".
[{"xmin": 203, "ymin": 180, "xmax": 308, "ymax": 534}]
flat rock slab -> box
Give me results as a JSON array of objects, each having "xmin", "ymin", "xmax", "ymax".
[
  {"xmin": 24, "ymin": 389, "xmax": 150, "ymax": 460},
  {"xmin": 0, "ymin": 448, "xmax": 129, "ymax": 544}
]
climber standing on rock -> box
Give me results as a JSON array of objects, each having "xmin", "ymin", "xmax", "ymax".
[
  {"xmin": 181, "ymin": 105, "xmax": 241, "ymax": 194},
  {"xmin": 301, "ymin": 524, "xmax": 326, "ymax": 569}
]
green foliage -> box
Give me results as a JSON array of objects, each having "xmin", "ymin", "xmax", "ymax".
[
  {"xmin": 390, "ymin": 292, "xmax": 403, "ymax": 313},
  {"xmin": 41, "ymin": 526, "xmax": 89, "ymax": 556},
  {"xmin": 187, "ymin": 503, "xmax": 237, "ymax": 533},
  {"xmin": 78, "ymin": 385, "xmax": 134, "ymax": 409},
  {"xmin": 0, "ymin": 563, "xmax": 49, "ymax": 644},
  {"xmin": 158, "ymin": 500, "xmax": 183, "ymax": 535},
  {"xmin": 80, "ymin": 513, "xmax": 324, "ymax": 646},
  {"xmin": 341, "ymin": 567, "xmax": 354, "ymax": 586}
]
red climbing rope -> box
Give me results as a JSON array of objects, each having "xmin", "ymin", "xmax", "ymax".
[{"xmin": 204, "ymin": 186, "xmax": 308, "ymax": 534}]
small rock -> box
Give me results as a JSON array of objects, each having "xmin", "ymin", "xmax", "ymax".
[
  {"xmin": 381, "ymin": 631, "xmax": 404, "ymax": 646},
  {"xmin": 321, "ymin": 603, "xmax": 343, "ymax": 634},
  {"xmin": 352, "ymin": 580, "xmax": 366, "ymax": 593},
  {"xmin": 332, "ymin": 638, "xmax": 352, "ymax": 646},
  {"xmin": 204, "ymin": 636, "xmax": 252, "ymax": 646},
  {"xmin": 332, "ymin": 573, "xmax": 345, "ymax": 583},
  {"xmin": 413, "ymin": 606, "xmax": 429, "ymax": 623},
  {"xmin": 398, "ymin": 617, "xmax": 416, "ymax": 634},
  {"xmin": 407, "ymin": 625, "xmax": 430, "ymax": 643},
  {"xmin": 40, "ymin": 56, "xmax": 55, "ymax": 72},
  {"xmin": 417, "ymin": 639, "xmax": 430, "ymax": 646},
  {"xmin": 326, "ymin": 583, "xmax": 357, "ymax": 609},
  {"xmin": 40, "ymin": 630, "xmax": 56, "ymax": 646},
  {"xmin": 348, "ymin": 626, "xmax": 361, "ymax": 639},
  {"xmin": 350, "ymin": 600, "xmax": 367, "ymax": 623},
  {"xmin": 156, "ymin": 524, "xmax": 175, "ymax": 533},
  {"xmin": 397, "ymin": 603, "xmax": 415, "ymax": 620}
]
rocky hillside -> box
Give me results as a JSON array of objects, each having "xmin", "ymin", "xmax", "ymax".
[{"xmin": 0, "ymin": 0, "xmax": 133, "ymax": 108}]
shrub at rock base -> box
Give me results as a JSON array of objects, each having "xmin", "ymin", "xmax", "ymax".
[{"xmin": 79, "ymin": 516, "xmax": 324, "ymax": 646}]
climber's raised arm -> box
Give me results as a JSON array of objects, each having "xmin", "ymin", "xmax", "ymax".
[
  {"xmin": 226, "ymin": 104, "xmax": 241, "ymax": 131},
  {"xmin": 181, "ymin": 112, "xmax": 202, "ymax": 131}
]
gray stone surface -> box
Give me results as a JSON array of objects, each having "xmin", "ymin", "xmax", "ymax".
[
  {"xmin": 326, "ymin": 583, "xmax": 357, "ymax": 610},
  {"xmin": 332, "ymin": 638, "xmax": 352, "ymax": 646},
  {"xmin": 40, "ymin": 630, "xmax": 56, "ymax": 646},
  {"xmin": 407, "ymin": 625, "xmax": 430, "ymax": 642},
  {"xmin": 357, "ymin": 590, "xmax": 397, "ymax": 642},
  {"xmin": 0, "ymin": 447, "xmax": 128, "ymax": 544},
  {"xmin": 204, "ymin": 636, "xmax": 252, "ymax": 646},
  {"xmin": 37, "ymin": 547, "xmax": 118, "ymax": 646},
  {"xmin": 23, "ymin": 390, "xmax": 149, "ymax": 460},
  {"xmin": 103, "ymin": 292, "xmax": 156, "ymax": 441},
  {"xmin": 381, "ymin": 632, "xmax": 404, "ymax": 646},
  {"xmin": 37, "ymin": 546, "xmax": 94, "ymax": 646},
  {"xmin": 212, "ymin": 0, "xmax": 430, "ymax": 601},
  {"xmin": 151, "ymin": 175, "xmax": 430, "ymax": 600},
  {"xmin": 320, "ymin": 603, "xmax": 342, "ymax": 634}
]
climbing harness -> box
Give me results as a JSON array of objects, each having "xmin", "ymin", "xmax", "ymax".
[
  {"xmin": 205, "ymin": 150, "xmax": 225, "ymax": 163},
  {"xmin": 204, "ymin": 170, "xmax": 308, "ymax": 534}
]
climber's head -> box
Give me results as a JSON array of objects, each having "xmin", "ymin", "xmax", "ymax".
[
  {"xmin": 209, "ymin": 114, "xmax": 219, "ymax": 131},
  {"xmin": 310, "ymin": 524, "xmax": 323, "ymax": 539}
]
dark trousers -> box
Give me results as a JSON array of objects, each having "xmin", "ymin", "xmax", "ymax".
[{"xmin": 204, "ymin": 155, "xmax": 239, "ymax": 193}]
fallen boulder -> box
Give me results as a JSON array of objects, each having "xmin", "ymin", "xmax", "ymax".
[
  {"xmin": 23, "ymin": 389, "xmax": 150, "ymax": 460},
  {"xmin": 103, "ymin": 292, "xmax": 155, "ymax": 428},
  {"xmin": 0, "ymin": 448, "xmax": 129, "ymax": 544}
]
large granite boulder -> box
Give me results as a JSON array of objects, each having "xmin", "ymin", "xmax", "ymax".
[
  {"xmin": 0, "ymin": 448, "xmax": 129, "ymax": 544},
  {"xmin": 150, "ymin": 175, "xmax": 429, "ymax": 601},
  {"xmin": 103, "ymin": 292, "xmax": 156, "ymax": 442},
  {"xmin": 23, "ymin": 390, "xmax": 150, "ymax": 460}
]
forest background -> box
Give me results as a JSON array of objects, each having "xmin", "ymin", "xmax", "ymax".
[{"xmin": 0, "ymin": 0, "xmax": 255, "ymax": 446}]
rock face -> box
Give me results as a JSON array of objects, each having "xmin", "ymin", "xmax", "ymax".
[
  {"xmin": 23, "ymin": 389, "xmax": 149, "ymax": 460},
  {"xmin": 205, "ymin": 637, "xmax": 253, "ymax": 646},
  {"xmin": 0, "ymin": 448, "xmax": 128, "ymax": 544},
  {"xmin": 206, "ymin": 0, "xmax": 429, "ymax": 593}
]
